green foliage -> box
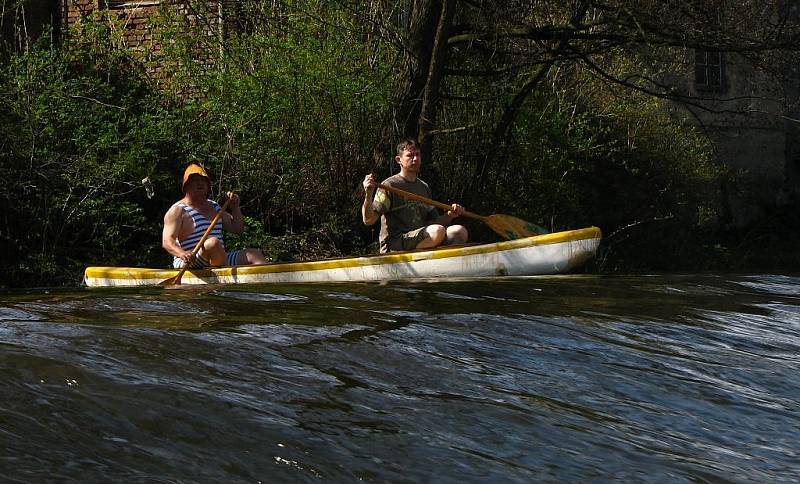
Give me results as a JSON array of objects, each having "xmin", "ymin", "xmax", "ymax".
[
  {"xmin": 424, "ymin": 76, "xmax": 722, "ymax": 242},
  {"xmin": 0, "ymin": 32, "xmax": 179, "ymax": 286}
]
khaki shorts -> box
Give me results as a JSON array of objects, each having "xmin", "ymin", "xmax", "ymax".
[{"xmin": 382, "ymin": 226, "xmax": 429, "ymax": 253}]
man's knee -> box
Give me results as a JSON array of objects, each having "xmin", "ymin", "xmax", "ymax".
[
  {"xmin": 426, "ymin": 224, "xmax": 446, "ymax": 245},
  {"xmin": 447, "ymin": 225, "xmax": 468, "ymax": 244},
  {"xmin": 201, "ymin": 237, "xmax": 226, "ymax": 266},
  {"xmin": 244, "ymin": 248, "xmax": 267, "ymax": 265},
  {"xmin": 203, "ymin": 236, "xmax": 223, "ymax": 251}
]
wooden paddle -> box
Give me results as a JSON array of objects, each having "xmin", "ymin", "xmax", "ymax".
[
  {"xmin": 379, "ymin": 184, "xmax": 547, "ymax": 240},
  {"xmin": 160, "ymin": 195, "xmax": 233, "ymax": 286}
]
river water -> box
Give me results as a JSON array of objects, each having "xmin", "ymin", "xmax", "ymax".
[{"xmin": 1, "ymin": 274, "xmax": 798, "ymax": 482}]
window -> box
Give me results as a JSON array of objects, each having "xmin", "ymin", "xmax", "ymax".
[
  {"xmin": 104, "ymin": 0, "xmax": 160, "ymax": 9},
  {"xmin": 695, "ymin": 50, "xmax": 725, "ymax": 92}
]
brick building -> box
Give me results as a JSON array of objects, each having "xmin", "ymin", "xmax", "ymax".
[{"xmin": 58, "ymin": 0, "xmax": 230, "ymax": 88}]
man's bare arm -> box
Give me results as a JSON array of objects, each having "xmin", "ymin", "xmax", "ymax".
[
  {"xmin": 221, "ymin": 192, "xmax": 245, "ymax": 234},
  {"xmin": 162, "ymin": 205, "xmax": 190, "ymax": 260},
  {"xmin": 362, "ymin": 174, "xmax": 380, "ymax": 226}
]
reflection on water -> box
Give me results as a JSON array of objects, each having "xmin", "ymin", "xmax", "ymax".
[{"xmin": 1, "ymin": 275, "xmax": 799, "ymax": 481}]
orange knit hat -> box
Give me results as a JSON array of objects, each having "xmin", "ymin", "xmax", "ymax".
[{"xmin": 181, "ymin": 163, "xmax": 210, "ymax": 193}]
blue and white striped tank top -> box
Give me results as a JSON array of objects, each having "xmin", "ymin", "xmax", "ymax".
[{"xmin": 176, "ymin": 201, "xmax": 224, "ymax": 251}]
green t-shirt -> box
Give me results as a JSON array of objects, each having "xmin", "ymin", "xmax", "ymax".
[{"xmin": 372, "ymin": 174, "xmax": 438, "ymax": 253}]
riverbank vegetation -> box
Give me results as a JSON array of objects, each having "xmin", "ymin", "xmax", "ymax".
[{"xmin": 1, "ymin": 1, "xmax": 799, "ymax": 287}]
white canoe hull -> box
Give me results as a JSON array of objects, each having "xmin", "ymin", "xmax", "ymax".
[{"xmin": 84, "ymin": 227, "xmax": 602, "ymax": 287}]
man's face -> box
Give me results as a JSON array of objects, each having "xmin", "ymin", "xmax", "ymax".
[
  {"xmin": 396, "ymin": 146, "xmax": 421, "ymax": 173},
  {"xmin": 185, "ymin": 175, "xmax": 210, "ymax": 196}
]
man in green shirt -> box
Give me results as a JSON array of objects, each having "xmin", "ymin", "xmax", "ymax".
[{"xmin": 362, "ymin": 138, "xmax": 468, "ymax": 253}]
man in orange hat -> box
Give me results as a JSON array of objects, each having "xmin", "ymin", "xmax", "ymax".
[{"xmin": 162, "ymin": 163, "xmax": 267, "ymax": 268}]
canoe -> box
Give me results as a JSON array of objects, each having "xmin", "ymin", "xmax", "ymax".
[{"xmin": 83, "ymin": 226, "xmax": 602, "ymax": 287}]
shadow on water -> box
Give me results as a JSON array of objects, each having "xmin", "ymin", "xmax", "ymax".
[{"xmin": 1, "ymin": 274, "xmax": 799, "ymax": 481}]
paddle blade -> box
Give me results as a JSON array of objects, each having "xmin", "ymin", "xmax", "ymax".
[
  {"xmin": 158, "ymin": 276, "xmax": 181, "ymax": 286},
  {"xmin": 158, "ymin": 268, "xmax": 186, "ymax": 286},
  {"xmin": 484, "ymin": 214, "xmax": 548, "ymax": 240},
  {"xmin": 158, "ymin": 275, "xmax": 181, "ymax": 286}
]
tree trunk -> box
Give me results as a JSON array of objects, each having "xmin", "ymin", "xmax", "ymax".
[
  {"xmin": 416, "ymin": 0, "xmax": 456, "ymax": 164},
  {"xmin": 390, "ymin": 0, "xmax": 453, "ymax": 148}
]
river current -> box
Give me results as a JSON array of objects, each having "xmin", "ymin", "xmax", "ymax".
[{"xmin": 1, "ymin": 274, "xmax": 799, "ymax": 482}]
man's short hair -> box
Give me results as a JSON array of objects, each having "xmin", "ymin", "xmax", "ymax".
[{"xmin": 396, "ymin": 138, "xmax": 419, "ymax": 155}]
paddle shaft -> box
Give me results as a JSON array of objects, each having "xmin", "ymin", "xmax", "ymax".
[
  {"xmin": 378, "ymin": 184, "xmax": 485, "ymax": 221},
  {"xmin": 375, "ymin": 182, "xmax": 547, "ymax": 239},
  {"xmin": 169, "ymin": 195, "xmax": 232, "ymax": 285}
]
